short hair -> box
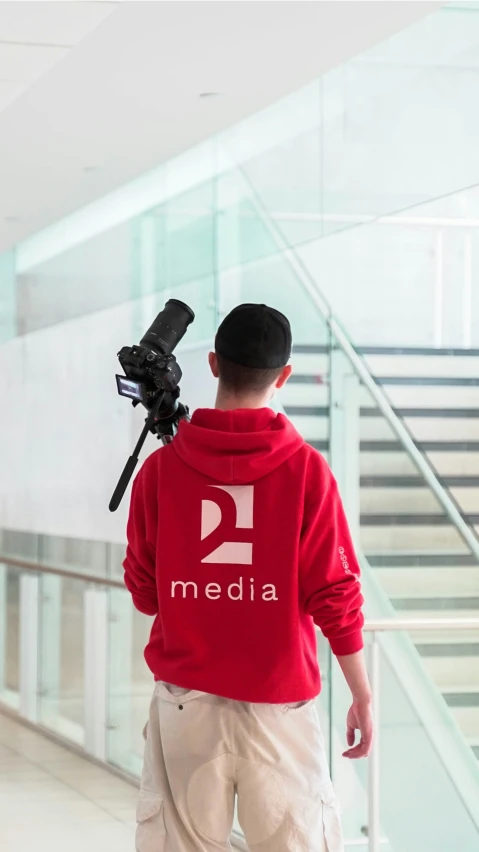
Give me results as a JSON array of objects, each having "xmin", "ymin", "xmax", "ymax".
[{"xmin": 216, "ymin": 352, "xmax": 283, "ymax": 393}]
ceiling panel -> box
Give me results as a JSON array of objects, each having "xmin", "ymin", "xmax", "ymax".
[
  {"xmin": 0, "ymin": 43, "xmax": 69, "ymax": 81},
  {"xmin": 0, "ymin": 79, "xmax": 28, "ymax": 112},
  {"xmin": 0, "ymin": 1, "xmax": 115, "ymax": 47},
  {"xmin": 0, "ymin": 1, "xmax": 441, "ymax": 252}
]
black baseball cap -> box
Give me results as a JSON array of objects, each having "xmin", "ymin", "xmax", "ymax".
[{"xmin": 215, "ymin": 303, "xmax": 292, "ymax": 369}]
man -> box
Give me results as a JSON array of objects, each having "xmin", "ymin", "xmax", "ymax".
[{"xmin": 124, "ymin": 304, "xmax": 373, "ymax": 852}]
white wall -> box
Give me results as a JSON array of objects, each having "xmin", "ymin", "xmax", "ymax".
[{"xmin": 0, "ymin": 297, "xmax": 215, "ymax": 544}]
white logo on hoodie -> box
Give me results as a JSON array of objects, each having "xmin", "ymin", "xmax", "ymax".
[{"xmin": 201, "ymin": 485, "xmax": 254, "ymax": 564}]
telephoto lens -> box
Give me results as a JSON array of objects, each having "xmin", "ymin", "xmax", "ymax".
[{"xmin": 140, "ymin": 299, "xmax": 195, "ymax": 357}]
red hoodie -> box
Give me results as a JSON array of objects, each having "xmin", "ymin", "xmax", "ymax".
[{"xmin": 124, "ymin": 408, "xmax": 364, "ymax": 703}]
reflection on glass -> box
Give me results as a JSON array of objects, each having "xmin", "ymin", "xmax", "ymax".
[{"xmin": 16, "ymin": 221, "xmax": 136, "ymax": 335}]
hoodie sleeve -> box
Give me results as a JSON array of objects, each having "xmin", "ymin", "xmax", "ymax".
[
  {"xmin": 300, "ymin": 451, "xmax": 364, "ymax": 656},
  {"xmin": 123, "ymin": 460, "xmax": 159, "ymax": 617}
]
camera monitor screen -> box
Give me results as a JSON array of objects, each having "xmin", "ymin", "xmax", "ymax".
[{"xmin": 116, "ymin": 375, "xmax": 146, "ymax": 403}]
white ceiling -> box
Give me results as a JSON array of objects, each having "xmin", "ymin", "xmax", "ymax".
[{"xmin": 0, "ymin": 1, "xmax": 440, "ymax": 253}]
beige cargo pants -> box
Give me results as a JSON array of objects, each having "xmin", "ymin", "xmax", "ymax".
[{"xmin": 136, "ymin": 682, "xmax": 344, "ymax": 852}]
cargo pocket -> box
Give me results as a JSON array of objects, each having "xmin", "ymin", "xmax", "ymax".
[
  {"xmin": 136, "ymin": 791, "xmax": 166, "ymax": 852},
  {"xmin": 320, "ymin": 784, "xmax": 344, "ymax": 852}
]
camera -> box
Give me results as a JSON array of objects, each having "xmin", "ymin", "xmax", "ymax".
[{"xmin": 110, "ymin": 299, "xmax": 195, "ymax": 511}]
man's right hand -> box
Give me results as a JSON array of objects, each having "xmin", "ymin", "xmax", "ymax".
[{"xmin": 342, "ymin": 697, "xmax": 374, "ymax": 759}]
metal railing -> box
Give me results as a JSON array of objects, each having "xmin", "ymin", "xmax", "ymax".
[{"xmin": 0, "ymin": 554, "xmax": 125, "ymax": 588}]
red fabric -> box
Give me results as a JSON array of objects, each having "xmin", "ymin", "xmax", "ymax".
[{"xmin": 124, "ymin": 407, "xmax": 364, "ymax": 703}]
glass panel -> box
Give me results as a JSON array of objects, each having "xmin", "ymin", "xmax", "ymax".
[
  {"xmin": 322, "ymin": 6, "xmax": 479, "ymax": 240},
  {"xmin": 0, "ymin": 528, "xmax": 40, "ymax": 562},
  {"xmin": 38, "ymin": 575, "xmax": 85, "ymax": 745},
  {"xmin": 0, "ymin": 563, "xmax": 20, "ymax": 709},
  {"xmin": 219, "ymin": 80, "xmax": 323, "ymax": 252},
  {"xmin": 16, "ymin": 220, "xmax": 138, "ymax": 335},
  {"xmin": 107, "ymin": 587, "xmax": 154, "ymax": 776},
  {"xmin": 331, "ymin": 623, "xmax": 479, "ymax": 852},
  {"xmin": 217, "ymin": 171, "xmax": 279, "ymax": 270},
  {"xmin": 298, "ymin": 181, "xmax": 479, "ymax": 349},
  {"xmin": 41, "ymin": 534, "xmax": 108, "ymax": 579},
  {"xmin": 153, "ymin": 180, "xmax": 215, "ymax": 289}
]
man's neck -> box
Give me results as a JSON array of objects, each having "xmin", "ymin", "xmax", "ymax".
[{"xmin": 215, "ymin": 388, "xmax": 270, "ymax": 411}]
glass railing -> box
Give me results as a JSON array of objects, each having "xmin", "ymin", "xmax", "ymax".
[
  {"xmin": 1, "ymin": 555, "xmax": 478, "ymax": 851},
  {"xmin": 332, "ymin": 617, "xmax": 479, "ymax": 852}
]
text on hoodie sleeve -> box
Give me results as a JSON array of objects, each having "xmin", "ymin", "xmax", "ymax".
[
  {"xmin": 123, "ymin": 459, "xmax": 159, "ymax": 616},
  {"xmin": 300, "ymin": 451, "xmax": 364, "ymax": 656}
]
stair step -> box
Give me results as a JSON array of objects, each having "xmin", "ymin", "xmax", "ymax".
[
  {"xmin": 285, "ymin": 375, "xmax": 479, "ymax": 409},
  {"xmin": 361, "ymin": 524, "xmax": 468, "ymax": 553},
  {"xmin": 361, "ymin": 441, "xmax": 479, "ymax": 452},
  {"xmin": 306, "ymin": 440, "xmax": 329, "ymax": 454},
  {"xmin": 421, "ymin": 655, "xmax": 479, "ymax": 690},
  {"xmin": 378, "ymin": 377, "xmax": 479, "ymax": 387},
  {"xmin": 361, "ymin": 488, "xmax": 479, "ymax": 515},
  {"xmin": 290, "ymin": 353, "xmax": 329, "ymax": 375},
  {"xmin": 376, "ymin": 568, "xmax": 479, "ymax": 599},
  {"xmin": 293, "ymin": 345, "xmax": 479, "ymax": 357},
  {"xmin": 361, "ymin": 450, "xmax": 479, "ymax": 477},
  {"xmin": 410, "ymin": 629, "xmax": 479, "ymax": 643},
  {"xmin": 361, "ymin": 514, "xmax": 479, "ymax": 526},
  {"xmin": 286, "ymin": 413, "xmax": 329, "ymax": 442},
  {"xmin": 367, "ymin": 553, "xmax": 477, "ymax": 567},
  {"xmin": 364, "ymin": 353, "xmax": 479, "ymax": 379},
  {"xmin": 362, "ymin": 416, "xmax": 479, "ymax": 442},
  {"xmin": 390, "ymin": 597, "xmax": 479, "ymax": 612},
  {"xmin": 417, "ymin": 643, "xmax": 479, "ymax": 657},
  {"xmin": 444, "ymin": 689, "xmax": 479, "ymax": 707},
  {"xmin": 362, "ymin": 476, "xmax": 479, "ymax": 488},
  {"xmin": 362, "ymin": 407, "xmax": 479, "ymax": 419},
  {"xmin": 360, "ymin": 347, "xmax": 479, "ymax": 357},
  {"xmin": 375, "ymin": 384, "xmax": 479, "ymax": 409},
  {"xmin": 444, "ymin": 693, "xmax": 479, "ymax": 739},
  {"xmin": 281, "ymin": 386, "xmax": 329, "ymax": 407}
]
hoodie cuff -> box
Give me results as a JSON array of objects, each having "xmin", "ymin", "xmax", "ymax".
[{"xmin": 329, "ymin": 630, "xmax": 364, "ymax": 657}]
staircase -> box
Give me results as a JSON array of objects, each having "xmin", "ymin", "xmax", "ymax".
[{"xmin": 280, "ymin": 344, "xmax": 479, "ymax": 761}]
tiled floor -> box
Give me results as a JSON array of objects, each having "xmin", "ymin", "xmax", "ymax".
[{"xmin": 0, "ymin": 713, "xmax": 138, "ymax": 851}]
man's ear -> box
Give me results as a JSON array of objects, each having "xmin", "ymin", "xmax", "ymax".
[
  {"xmin": 208, "ymin": 351, "xmax": 219, "ymax": 378},
  {"xmin": 275, "ymin": 364, "xmax": 292, "ymax": 390}
]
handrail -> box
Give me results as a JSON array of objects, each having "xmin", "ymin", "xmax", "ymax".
[
  {"xmin": 3, "ymin": 554, "xmax": 479, "ymax": 632},
  {"xmin": 0, "ymin": 555, "xmax": 125, "ymax": 589},
  {"xmin": 363, "ymin": 618, "xmax": 479, "ymax": 632},
  {"xmin": 236, "ymin": 163, "xmax": 479, "ymax": 563}
]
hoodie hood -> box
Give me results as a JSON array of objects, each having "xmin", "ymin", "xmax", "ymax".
[{"xmin": 173, "ymin": 408, "xmax": 304, "ymax": 484}]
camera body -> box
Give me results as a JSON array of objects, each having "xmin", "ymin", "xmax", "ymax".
[
  {"xmin": 110, "ymin": 299, "xmax": 195, "ymax": 511},
  {"xmin": 116, "ymin": 346, "xmax": 182, "ymax": 407},
  {"xmin": 115, "ymin": 298, "xmax": 195, "ymax": 436}
]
